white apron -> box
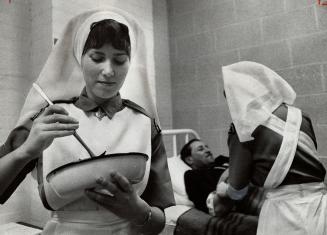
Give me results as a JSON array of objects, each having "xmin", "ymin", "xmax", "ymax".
[
  {"xmin": 257, "ymin": 106, "xmax": 327, "ymax": 235},
  {"xmin": 37, "ymin": 104, "xmax": 152, "ymax": 235}
]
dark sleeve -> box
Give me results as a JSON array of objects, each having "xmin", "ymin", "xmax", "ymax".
[
  {"xmin": 227, "ymin": 123, "xmax": 253, "ymax": 190},
  {"xmin": 0, "ymin": 126, "xmax": 37, "ymax": 204},
  {"xmin": 184, "ymin": 168, "xmax": 224, "ymax": 213},
  {"xmin": 235, "ymin": 186, "xmax": 266, "ymax": 216},
  {"xmin": 184, "ymin": 170, "xmax": 210, "ymax": 213},
  {"xmin": 141, "ymin": 119, "xmax": 175, "ymax": 209}
]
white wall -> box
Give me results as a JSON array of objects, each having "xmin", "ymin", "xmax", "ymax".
[
  {"xmin": 0, "ymin": 0, "xmax": 31, "ymax": 224},
  {"xmin": 152, "ymin": 0, "xmax": 174, "ymax": 156},
  {"xmin": 25, "ymin": 0, "xmax": 54, "ymax": 226}
]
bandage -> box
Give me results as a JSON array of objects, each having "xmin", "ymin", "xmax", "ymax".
[{"xmin": 227, "ymin": 184, "xmax": 248, "ymax": 200}]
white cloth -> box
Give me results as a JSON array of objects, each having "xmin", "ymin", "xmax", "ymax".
[
  {"xmin": 43, "ymin": 210, "xmax": 134, "ymax": 235},
  {"xmin": 164, "ymin": 205, "xmax": 192, "ymax": 226},
  {"xmin": 41, "ymin": 103, "xmax": 151, "ymax": 210},
  {"xmin": 17, "ymin": 8, "xmax": 159, "ymax": 126},
  {"xmin": 166, "ymin": 155, "xmax": 194, "ymax": 206},
  {"xmin": 222, "ymin": 61, "xmax": 296, "ymax": 142},
  {"xmin": 257, "ymin": 182, "xmax": 327, "ymax": 235},
  {"xmin": 263, "ymin": 106, "xmax": 301, "ymax": 188}
]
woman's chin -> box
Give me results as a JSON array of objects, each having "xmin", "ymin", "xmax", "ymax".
[
  {"xmin": 92, "ymin": 90, "xmax": 117, "ymax": 101},
  {"xmin": 94, "ymin": 95, "xmax": 115, "ymax": 102}
]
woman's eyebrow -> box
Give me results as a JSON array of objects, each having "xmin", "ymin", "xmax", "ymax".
[
  {"xmin": 114, "ymin": 52, "xmax": 128, "ymax": 56},
  {"xmin": 91, "ymin": 51, "xmax": 104, "ymax": 55}
]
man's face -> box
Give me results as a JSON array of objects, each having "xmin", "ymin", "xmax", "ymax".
[{"xmin": 188, "ymin": 141, "xmax": 215, "ymax": 169}]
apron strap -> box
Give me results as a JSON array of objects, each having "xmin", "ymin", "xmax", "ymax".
[
  {"xmin": 265, "ymin": 112, "xmax": 319, "ymax": 161},
  {"xmin": 263, "ymin": 106, "xmax": 302, "ymax": 189}
]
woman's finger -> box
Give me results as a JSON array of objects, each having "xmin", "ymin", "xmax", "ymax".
[
  {"xmin": 85, "ymin": 190, "xmax": 116, "ymax": 207},
  {"xmin": 42, "ymin": 122, "xmax": 79, "ymax": 131},
  {"xmin": 41, "ymin": 114, "xmax": 79, "ymax": 124},
  {"xmin": 96, "ymin": 177, "xmax": 119, "ymax": 195},
  {"xmin": 42, "ymin": 105, "xmax": 69, "ymax": 116},
  {"xmin": 111, "ymin": 172, "xmax": 133, "ymax": 193},
  {"xmin": 42, "ymin": 130, "xmax": 77, "ymax": 138}
]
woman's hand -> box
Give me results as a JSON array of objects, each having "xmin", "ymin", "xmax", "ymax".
[
  {"xmin": 21, "ymin": 105, "xmax": 79, "ymax": 161},
  {"xmin": 85, "ymin": 172, "xmax": 150, "ymax": 225}
]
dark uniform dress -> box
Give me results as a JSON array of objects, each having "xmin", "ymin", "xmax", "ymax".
[
  {"xmin": 227, "ymin": 104, "xmax": 326, "ymax": 235},
  {"xmin": 227, "ymin": 105, "xmax": 325, "ymax": 189}
]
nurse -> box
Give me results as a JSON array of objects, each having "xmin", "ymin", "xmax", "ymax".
[
  {"xmin": 0, "ymin": 9, "xmax": 174, "ymax": 234},
  {"xmin": 214, "ymin": 61, "xmax": 327, "ymax": 235}
]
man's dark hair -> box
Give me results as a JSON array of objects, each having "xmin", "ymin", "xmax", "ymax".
[
  {"xmin": 180, "ymin": 138, "xmax": 201, "ymax": 164},
  {"xmin": 83, "ymin": 19, "xmax": 131, "ymax": 57}
]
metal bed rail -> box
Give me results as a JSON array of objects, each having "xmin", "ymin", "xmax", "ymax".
[{"xmin": 161, "ymin": 129, "xmax": 200, "ymax": 156}]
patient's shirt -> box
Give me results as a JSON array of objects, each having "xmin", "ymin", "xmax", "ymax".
[{"xmin": 184, "ymin": 156, "xmax": 228, "ymax": 213}]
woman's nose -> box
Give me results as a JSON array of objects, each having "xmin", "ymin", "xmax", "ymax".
[{"xmin": 101, "ymin": 60, "xmax": 114, "ymax": 77}]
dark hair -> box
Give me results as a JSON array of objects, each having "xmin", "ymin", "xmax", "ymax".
[
  {"xmin": 82, "ymin": 19, "xmax": 131, "ymax": 57},
  {"xmin": 180, "ymin": 138, "xmax": 201, "ymax": 164}
]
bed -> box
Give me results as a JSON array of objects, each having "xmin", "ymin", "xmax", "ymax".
[
  {"xmin": 160, "ymin": 128, "xmax": 212, "ymax": 235},
  {"xmin": 160, "ymin": 129, "xmax": 264, "ymax": 235}
]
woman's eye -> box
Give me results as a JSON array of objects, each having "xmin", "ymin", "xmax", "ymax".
[
  {"xmin": 114, "ymin": 58, "xmax": 127, "ymax": 65},
  {"xmin": 90, "ymin": 56, "xmax": 104, "ymax": 63}
]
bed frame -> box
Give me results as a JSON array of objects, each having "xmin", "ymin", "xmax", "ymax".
[
  {"xmin": 160, "ymin": 129, "xmax": 200, "ymax": 235},
  {"xmin": 161, "ymin": 129, "xmax": 200, "ymax": 156}
]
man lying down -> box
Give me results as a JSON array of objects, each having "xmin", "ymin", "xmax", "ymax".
[{"xmin": 175, "ymin": 138, "xmax": 265, "ymax": 235}]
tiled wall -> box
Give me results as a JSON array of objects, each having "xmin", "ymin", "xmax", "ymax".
[{"xmin": 168, "ymin": 0, "xmax": 327, "ymax": 167}]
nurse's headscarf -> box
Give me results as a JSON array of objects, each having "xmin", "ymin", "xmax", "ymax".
[
  {"xmin": 222, "ymin": 61, "xmax": 296, "ymax": 142},
  {"xmin": 17, "ymin": 8, "xmax": 158, "ymax": 126}
]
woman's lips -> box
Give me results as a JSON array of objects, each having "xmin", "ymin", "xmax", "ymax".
[{"xmin": 98, "ymin": 81, "xmax": 115, "ymax": 86}]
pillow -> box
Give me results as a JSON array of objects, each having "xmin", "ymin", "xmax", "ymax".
[{"xmin": 167, "ymin": 155, "xmax": 194, "ymax": 206}]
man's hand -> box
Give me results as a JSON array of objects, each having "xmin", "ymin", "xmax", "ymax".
[{"xmin": 213, "ymin": 194, "xmax": 235, "ymax": 217}]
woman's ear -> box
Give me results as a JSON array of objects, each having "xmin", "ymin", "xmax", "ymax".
[{"xmin": 185, "ymin": 156, "xmax": 193, "ymax": 166}]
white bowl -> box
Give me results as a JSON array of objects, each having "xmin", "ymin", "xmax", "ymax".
[{"xmin": 46, "ymin": 152, "xmax": 148, "ymax": 198}]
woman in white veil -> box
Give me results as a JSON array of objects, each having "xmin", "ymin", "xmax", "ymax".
[
  {"xmin": 0, "ymin": 9, "xmax": 174, "ymax": 235},
  {"xmin": 214, "ymin": 61, "xmax": 327, "ymax": 235}
]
